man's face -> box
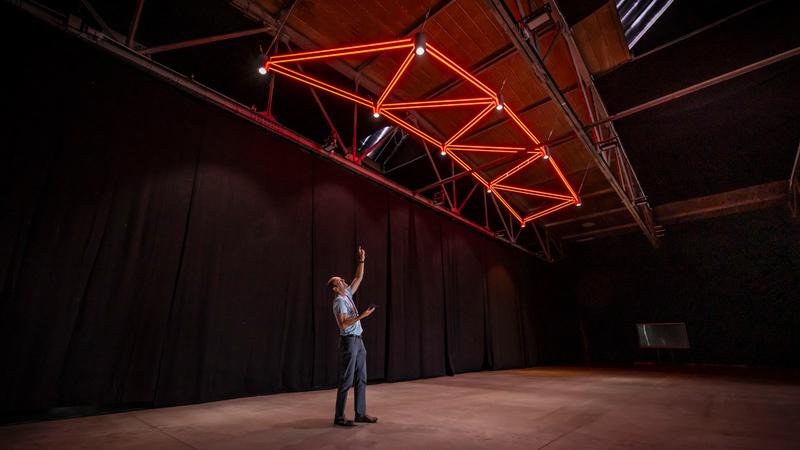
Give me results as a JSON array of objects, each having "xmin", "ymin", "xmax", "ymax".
[{"xmin": 332, "ymin": 277, "xmax": 347, "ymax": 291}]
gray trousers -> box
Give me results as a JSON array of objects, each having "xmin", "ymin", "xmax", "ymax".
[{"xmin": 335, "ymin": 335, "xmax": 367, "ymax": 419}]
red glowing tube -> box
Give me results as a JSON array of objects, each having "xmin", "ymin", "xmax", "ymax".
[
  {"xmin": 269, "ymin": 64, "xmax": 374, "ymax": 108},
  {"xmin": 447, "ymin": 149, "xmax": 476, "ymax": 173},
  {"xmin": 448, "ymin": 152, "xmax": 497, "ymax": 202},
  {"xmin": 376, "ymin": 49, "xmax": 416, "ymax": 110},
  {"xmin": 504, "ymin": 107, "xmax": 541, "ymax": 145},
  {"xmin": 269, "ymin": 38, "xmax": 413, "ymax": 64},
  {"xmin": 381, "ymin": 110, "xmax": 441, "ymax": 147},
  {"xmin": 444, "ymin": 103, "xmax": 496, "ymax": 147},
  {"xmin": 447, "ymin": 151, "xmax": 489, "ymax": 187},
  {"xmin": 489, "ymin": 153, "xmax": 543, "ymax": 186},
  {"xmin": 493, "ymin": 185, "xmax": 574, "ymax": 201},
  {"xmin": 427, "ymin": 45, "xmax": 498, "ymax": 101},
  {"xmin": 492, "ymin": 191, "xmax": 524, "ymax": 223},
  {"xmin": 448, "ymin": 144, "xmax": 527, "ymax": 152},
  {"xmin": 448, "ymin": 147, "xmax": 524, "ymax": 154},
  {"xmin": 524, "ymin": 200, "xmax": 574, "ymax": 222},
  {"xmin": 547, "ymin": 157, "xmax": 579, "ymax": 201},
  {"xmin": 381, "ymin": 98, "xmax": 495, "ymax": 110},
  {"xmin": 473, "ymin": 173, "xmax": 490, "ymax": 187}
]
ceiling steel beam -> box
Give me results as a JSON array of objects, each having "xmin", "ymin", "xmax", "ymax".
[
  {"xmin": 544, "ymin": 206, "xmax": 627, "ymax": 227},
  {"xmin": 78, "ymin": 0, "xmax": 123, "ymax": 42},
  {"xmin": 490, "ymin": 191, "xmax": 514, "ymax": 241},
  {"xmin": 549, "ymin": 0, "xmax": 656, "ymax": 239},
  {"xmin": 420, "ymin": 140, "xmax": 456, "ymax": 210},
  {"xmin": 384, "ymin": 153, "xmax": 427, "ymax": 174},
  {"xmin": 140, "ymin": 26, "xmax": 273, "ymax": 54},
  {"xmin": 458, "ymin": 182, "xmax": 480, "ymax": 212},
  {"xmin": 564, "ymin": 181, "xmax": 790, "ymax": 241},
  {"xmin": 262, "ymin": 0, "xmax": 299, "ymax": 57},
  {"xmin": 530, "ymin": 222, "xmax": 550, "ymax": 261},
  {"xmin": 580, "ymin": 187, "xmax": 615, "ymax": 199},
  {"xmin": 561, "ymin": 222, "xmax": 638, "ymax": 241},
  {"xmin": 588, "ymin": 46, "xmax": 800, "ymax": 128},
  {"xmin": 226, "ymin": 0, "xmax": 449, "ymax": 142},
  {"xmin": 126, "ymin": 0, "xmax": 145, "ymax": 47},
  {"xmin": 486, "ymin": 0, "xmax": 659, "ymax": 247},
  {"xmin": 655, "ymin": 181, "xmax": 789, "ymax": 225}
]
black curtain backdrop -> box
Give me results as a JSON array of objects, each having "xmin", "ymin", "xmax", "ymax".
[
  {"xmin": 386, "ymin": 198, "xmax": 448, "ymax": 381},
  {"xmin": 441, "ymin": 219, "xmax": 487, "ymax": 374},
  {"xmin": 0, "ymin": 10, "xmax": 580, "ymax": 417},
  {"xmin": 555, "ymin": 208, "xmax": 800, "ymax": 367}
]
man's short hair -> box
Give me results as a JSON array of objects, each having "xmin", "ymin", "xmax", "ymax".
[{"xmin": 327, "ymin": 276, "xmax": 338, "ymax": 291}]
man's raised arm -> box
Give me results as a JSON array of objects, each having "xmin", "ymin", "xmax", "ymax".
[{"xmin": 349, "ymin": 245, "xmax": 366, "ymax": 294}]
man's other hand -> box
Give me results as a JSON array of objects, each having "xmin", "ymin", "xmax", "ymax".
[{"xmin": 361, "ymin": 306, "xmax": 376, "ymax": 318}]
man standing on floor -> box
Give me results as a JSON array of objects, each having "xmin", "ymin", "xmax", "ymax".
[{"xmin": 327, "ymin": 245, "xmax": 378, "ymax": 427}]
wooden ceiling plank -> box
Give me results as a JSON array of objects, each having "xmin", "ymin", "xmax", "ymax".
[{"xmin": 355, "ymin": 0, "xmax": 458, "ymax": 73}]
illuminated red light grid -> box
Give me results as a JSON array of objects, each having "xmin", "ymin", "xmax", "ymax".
[{"xmin": 266, "ymin": 37, "xmax": 581, "ymax": 225}]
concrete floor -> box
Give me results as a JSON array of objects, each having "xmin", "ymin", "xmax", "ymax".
[{"xmin": 2, "ymin": 366, "xmax": 799, "ymax": 449}]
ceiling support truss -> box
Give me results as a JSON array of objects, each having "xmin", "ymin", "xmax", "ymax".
[
  {"xmin": 224, "ymin": 0, "xmax": 581, "ymax": 258},
  {"xmin": 78, "ymin": 0, "xmax": 123, "ymax": 43},
  {"xmin": 126, "ymin": 0, "xmax": 145, "ymax": 47},
  {"xmin": 530, "ymin": 221, "xmax": 564, "ymax": 262},
  {"xmin": 263, "ymin": 37, "xmax": 581, "ymax": 227},
  {"xmin": 486, "ymin": 0, "xmax": 660, "ymax": 247}
]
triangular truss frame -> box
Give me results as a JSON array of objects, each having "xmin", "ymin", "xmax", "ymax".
[{"xmin": 265, "ymin": 37, "xmax": 581, "ymax": 225}]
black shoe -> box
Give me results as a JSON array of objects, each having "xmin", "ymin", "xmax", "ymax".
[
  {"xmin": 333, "ymin": 417, "xmax": 355, "ymax": 427},
  {"xmin": 354, "ymin": 414, "xmax": 378, "ymax": 423}
]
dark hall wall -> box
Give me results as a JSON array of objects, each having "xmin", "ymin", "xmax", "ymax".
[
  {"xmin": 555, "ymin": 208, "xmax": 800, "ymax": 367},
  {"xmin": 0, "ymin": 9, "xmax": 580, "ymax": 416}
]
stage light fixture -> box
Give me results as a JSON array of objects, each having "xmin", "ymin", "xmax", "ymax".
[
  {"xmin": 487, "ymin": 187, "xmax": 492, "ymax": 194},
  {"xmin": 496, "ymin": 93, "xmax": 504, "ymax": 111},
  {"xmin": 576, "ymin": 200, "xmax": 583, "ymax": 207},
  {"xmin": 414, "ymin": 32, "xmax": 427, "ymax": 56},
  {"xmin": 257, "ymin": 53, "xmax": 269, "ymax": 75},
  {"xmin": 524, "ymin": 5, "xmax": 551, "ymax": 32},
  {"xmin": 373, "ymin": 111, "xmax": 380, "ymax": 118},
  {"xmin": 440, "ymin": 148, "xmax": 447, "ymax": 156},
  {"xmin": 542, "ymin": 146, "xmax": 551, "ymax": 160}
]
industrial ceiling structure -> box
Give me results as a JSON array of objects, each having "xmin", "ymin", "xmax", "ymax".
[{"xmin": 11, "ymin": 0, "xmax": 799, "ymax": 261}]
